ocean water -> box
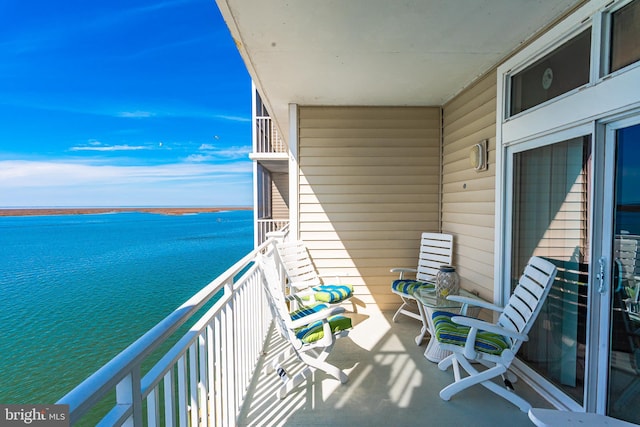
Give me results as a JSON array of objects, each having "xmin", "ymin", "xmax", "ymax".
[{"xmin": 0, "ymin": 210, "xmax": 253, "ymax": 405}]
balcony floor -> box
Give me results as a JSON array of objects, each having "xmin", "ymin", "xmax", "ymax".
[{"xmin": 238, "ymin": 309, "xmax": 551, "ymax": 426}]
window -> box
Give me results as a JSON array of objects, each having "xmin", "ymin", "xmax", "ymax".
[
  {"xmin": 509, "ymin": 29, "xmax": 591, "ymax": 117},
  {"xmin": 610, "ymin": 0, "xmax": 640, "ymax": 73}
]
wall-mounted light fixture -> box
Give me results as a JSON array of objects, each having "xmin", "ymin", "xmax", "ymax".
[{"xmin": 469, "ymin": 139, "xmax": 488, "ymax": 171}]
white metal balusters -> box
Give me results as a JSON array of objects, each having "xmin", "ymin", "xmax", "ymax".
[{"xmin": 58, "ymin": 240, "xmax": 275, "ymax": 426}]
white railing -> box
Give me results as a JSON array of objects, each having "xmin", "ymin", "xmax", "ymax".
[
  {"xmin": 257, "ymin": 219, "xmax": 289, "ymax": 246},
  {"xmin": 255, "ymin": 116, "xmax": 286, "ymax": 153},
  {"xmin": 57, "ymin": 238, "xmax": 279, "ymax": 426}
]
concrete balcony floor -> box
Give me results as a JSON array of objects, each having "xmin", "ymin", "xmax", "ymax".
[{"xmin": 238, "ymin": 309, "xmax": 550, "ymax": 427}]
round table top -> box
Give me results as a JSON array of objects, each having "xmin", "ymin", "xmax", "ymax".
[{"xmin": 412, "ymin": 287, "xmax": 478, "ymax": 309}]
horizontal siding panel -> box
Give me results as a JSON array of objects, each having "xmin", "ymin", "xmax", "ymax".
[
  {"xmin": 300, "ymin": 193, "xmax": 436, "ymax": 204},
  {"xmin": 443, "ymin": 112, "xmax": 496, "ymax": 145},
  {"xmin": 445, "ymin": 87, "xmax": 496, "ymax": 127},
  {"xmin": 442, "ymin": 176, "xmax": 495, "ymax": 192},
  {"xmin": 442, "ymin": 202, "xmax": 495, "ymax": 215},
  {"xmin": 300, "ymin": 117, "xmax": 441, "ymax": 130},
  {"xmin": 442, "ymin": 165, "xmax": 496, "ymax": 184},
  {"xmin": 442, "ymin": 189, "xmax": 495, "ymax": 203},
  {"xmin": 442, "ymin": 212, "xmax": 495, "ymax": 228},
  {"xmin": 300, "ymin": 128, "xmax": 438, "ymax": 139},
  {"xmin": 302, "ymin": 146, "xmax": 439, "ymax": 158},
  {"xmin": 444, "ymin": 70, "xmax": 497, "ymax": 119},
  {"xmin": 301, "ymin": 136, "xmax": 440, "ymax": 147},
  {"xmin": 300, "ymin": 184, "xmax": 440, "ymax": 194},
  {"xmin": 299, "ymin": 230, "xmax": 440, "ymax": 242},
  {"xmin": 298, "ymin": 106, "xmax": 440, "ymax": 310},
  {"xmin": 300, "ymin": 174, "xmax": 434, "ymax": 186},
  {"xmin": 443, "ymin": 100, "xmax": 496, "ymax": 137},
  {"xmin": 301, "ymin": 155, "xmax": 439, "ymax": 167},
  {"xmin": 300, "ymin": 202, "xmax": 442, "ymax": 214},
  {"xmin": 300, "ymin": 106, "xmax": 440, "ymax": 120},
  {"xmin": 442, "ymin": 222, "xmax": 495, "ymax": 241},
  {"xmin": 299, "ymin": 212, "xmax": 438, "ymax": 223},
  {"xmin": 299, "ymin": 221, "xmax": 440, "ymax": 233},
  {"xmin": 298, "ymin": 165, "xmax": 438, "ymax": 176}
]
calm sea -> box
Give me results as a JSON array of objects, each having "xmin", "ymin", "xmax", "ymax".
[{"xmin": 0, "ymin": 210, "xmax": 253, "ymax": 405}]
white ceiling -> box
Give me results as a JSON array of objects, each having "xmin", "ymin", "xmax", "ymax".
[{"xmin": 216, "ymin": 0, "xmax": 583, "ymax": 143}]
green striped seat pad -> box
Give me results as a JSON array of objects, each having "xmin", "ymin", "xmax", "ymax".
[
  {"xmin": 289, "ymin": 303, "xmax": 330, "ymax": 321},
  {"xmin": 432, "ymin": 311, "xmax": 510, "ymax": 356},
  {"xmin": 295, "ymin": 315, "xmax": 352, "ymax": 344},
  {"xmin": 391, "ymin": 280, "xmax": 434, "ymax": 296},
  {"xmin": 311, "ymin": 284, "xmax": 353, "ymax": 303}
]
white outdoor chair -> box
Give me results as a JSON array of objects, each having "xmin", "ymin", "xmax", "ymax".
[
  {"xmin": 390, "ymin": 232, "xmax": 453, "ymax": 342},
  {"xmin": 432, "ymin": 256, "xmax": 557, "ymax": 412},
  {"xmin": 260, "ymin": 254, "xmax": 352, "ymax": 399},
  {"xmin": 275, "ymin": 240, "xmax": 354, "ymax": 309}
]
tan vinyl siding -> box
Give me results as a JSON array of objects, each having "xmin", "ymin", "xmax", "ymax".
[
  {"xmin": 442, "ymin": 71, "xmax": 497, "ymax": 300},
  {"xmin": 271, "ymin": 172, "xmax": 289, "ymax": 220},
  {"xmin": 298, "ymin": 106, "xmax": 441, "ymax": 311}
]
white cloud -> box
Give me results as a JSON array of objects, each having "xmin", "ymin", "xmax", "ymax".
[
  {"xmin": 116, "ymin": 111, "xmax": 155, "ymax": 118},
  {"xmin": 70, "ymin": 144, "xmax": 149, "ymax": 152},
  {"xmin": 214, "ymin": 115, "xmax": 251, "ymax": 123},
  {"xmin": 0, "ymin": 160, "xmax": 252, "ymax": 207},
  {"xmin": 186, "ymin": 145, "xmax": 251, "ymax": 162}
]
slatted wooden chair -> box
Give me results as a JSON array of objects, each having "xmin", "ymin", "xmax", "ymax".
[
  {"xmin": 432, "ymin": 256, "xmax": 557, "ymax": 412},
  {"xmin": 274, "ymin": 240, "xmax": 354, "ymax": 310},
  {"xmin": 390, "ymin": 232, "xmax": 453, "ymax": 344},
  {"xmin": 260, "ymin": 253, "xmax": 352, "ymax": 399}
]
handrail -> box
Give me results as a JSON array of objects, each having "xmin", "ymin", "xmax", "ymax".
[{"xmin": 57, "ymin": 237, "xmax": 277, "ymax": 426}]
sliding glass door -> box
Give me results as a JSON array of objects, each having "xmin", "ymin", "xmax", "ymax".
[
  {"xmin": 510, "ymin": 135, "xmax": 592, "ymax": 405},
  {"xmin": 606, "ymin": 120, "xmax": 640, "ymax": 423}
]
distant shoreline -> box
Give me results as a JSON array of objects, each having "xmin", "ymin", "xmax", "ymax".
[{"xmin": 0, "ymin": 207, "xmax": 252, "ymax": 217}]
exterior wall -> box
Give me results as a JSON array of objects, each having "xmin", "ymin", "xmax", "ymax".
[
  {"xmin": 271, "ymin": 172, "xmax": 289, "ymax": 220},
  {"xmin": 297, "ymin": 106, "xmax": 441, "ymax": 311},
  {"xmin": 442, "ymin": 71, "xmax": 497, "ymax": 300}
]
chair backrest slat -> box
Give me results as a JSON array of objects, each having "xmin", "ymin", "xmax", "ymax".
[
  {"xmin": 498, "ymin": 256, "xmax": 557, "ymax": 344},
  {"xmin": 416, "ymin": 232, "xmax": 453, "ymax": 282},
  {"xmin": 276, "ymin": 240, "xmax": 323, "ymax": 288}
]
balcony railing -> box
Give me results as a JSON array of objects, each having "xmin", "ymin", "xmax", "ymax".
[
  {"xmin": 255, "ymin": 116, "xmax": 286, "ymax": 154},
  {"xmin": 256, "ymin": 219, "xmax": 289, "ymax": 246},
  {"xmin": 57, "ymin": 238, "xmax": 282, "ymax": 426}
]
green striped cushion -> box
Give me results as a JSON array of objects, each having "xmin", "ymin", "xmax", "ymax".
[
  {"xmin": 295, "ymin": 315, "xmax": 352, "ymax": 344},
  {"xmin": 289, "ymin": 303, "xmax": 329, "ymax": 321},
  {"xmin": 392, "ymin": 280, "xmax": 434, "ymax": 296},
  {"xmin": 312, "ymin": 284, "xmax": 353, "ymax": 303},
  {"xmin": 432, "ymin": 311, "xmax": 510, "ymax": 356}
]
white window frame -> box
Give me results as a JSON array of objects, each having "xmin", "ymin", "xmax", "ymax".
[
  {"xmin": 495, "ymin": 0, "xmax": 640, "ymax": 304},
  {"xmin": 495, "ymin": 0, "xmax": 640, "ymax": 411}
]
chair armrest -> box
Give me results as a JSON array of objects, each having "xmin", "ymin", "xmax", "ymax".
[
  {"xmin": 290, "ymin": 306, "xmax": 346, "ymax": 329},
  {"xmin": 450, "ymin": 316, "xmax": 528, "ymax": 342},
  {"xmin": 446, "ymin": 295, "xmax": 504, "ymax": 313},
  {"xmin": 390, "ymin": 267, "xmax": 417, "ymax": 280}
]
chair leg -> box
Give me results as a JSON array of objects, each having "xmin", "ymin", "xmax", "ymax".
[
  {"xmin": 439, "ymin": 355, "xmax": 531, "ymax": 412},
  {"xmin": 299, "ymin": 347, "xmax": 349, "ymax": 384},
  {"xmin": 392, "ymin": 301, "xmax": 411, "ymax": 323},
  {"xmin": 277, "ymin": 367, "xmax": 312, "ymax": 399}
]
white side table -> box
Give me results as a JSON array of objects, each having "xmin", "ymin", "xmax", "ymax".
[{"xmin": 412, "ymin": 288, "xmax": 480, "ymax": 362}]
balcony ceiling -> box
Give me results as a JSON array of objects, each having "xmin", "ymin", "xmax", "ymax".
[{"xmin": 216, "ymin": 0, "xmax": 583, "ymax": 144}]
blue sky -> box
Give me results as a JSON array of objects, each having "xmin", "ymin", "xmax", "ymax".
[{"xmin": 0, "ymin": 0, "xmax": 252, "ymax": 207}]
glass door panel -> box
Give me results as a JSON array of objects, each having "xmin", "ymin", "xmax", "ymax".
[
  {"xmin": 607, "ymin": 123, "xmax": 640, "ymax": 423},
  {"xmin": 511, "ymin": 135, "xmax": 592, "ymax": 404}
]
